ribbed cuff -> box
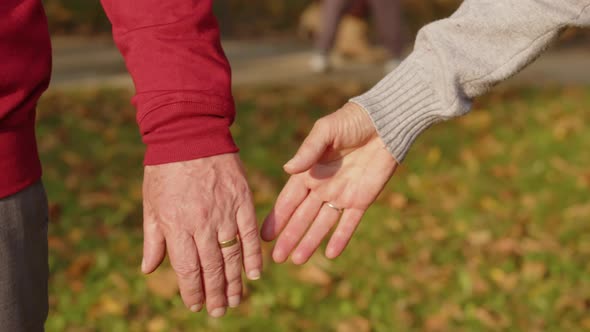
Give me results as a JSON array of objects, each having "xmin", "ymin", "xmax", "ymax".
[
  {"xmin": 139, "ymin": 101, "xmax": 239, "ymax": 165},
  {"xmin": 350, "ymin": 55, "xmax": 444, "ymax": 162}
]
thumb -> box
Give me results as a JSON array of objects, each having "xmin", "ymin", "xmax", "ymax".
[
  {"xmin": 141, "ymin": 219, "xmax": 166, "ymax": 274},
  {"xmin": 284, "ymin": 119, "xmax": 332, "ymax": 174}
]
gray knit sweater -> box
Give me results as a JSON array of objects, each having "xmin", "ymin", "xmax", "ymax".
[{"xmin": 351, "ymin": 0, "xmax": 590, "ymax": 162}]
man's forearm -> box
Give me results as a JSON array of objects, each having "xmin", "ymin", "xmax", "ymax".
[
  {"xmin": 100, "ymin": 0, "xmax": 238, "ymax": 164},
  {"xmin": 351, "ymin": 0, "xmax": 590, "ymax": 162}
]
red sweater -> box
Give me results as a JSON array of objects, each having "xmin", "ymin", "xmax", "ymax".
[{"xmin": 0, "ymin": 0, "xmax": 238, "ymax": 198}]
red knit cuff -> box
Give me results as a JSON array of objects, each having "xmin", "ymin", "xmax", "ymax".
[{"xmin": 140, "ymin": 102, "xmax": 239, "ymax": 165}]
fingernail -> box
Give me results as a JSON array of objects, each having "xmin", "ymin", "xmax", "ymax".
[
  {"xmin": 190, "ymin": 304, "xmax": 202, "ymax": 312},
  {"xmin": 228, "ymin": 296, "xmax": 241, "ymax": 308},
  {"xmin": 210, "ymin": 307, "xmax": 226, "ymax": 318},
  {"xmin": 247, "ymin": 269, "xmax": 261, "ymax": 280},
  {"xmin": 141, "ymin": 258, "xmax": 146, "ymax": 272}
]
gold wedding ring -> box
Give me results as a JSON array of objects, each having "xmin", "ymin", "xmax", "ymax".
[
  {"xmin": 325, "ymin": 202, "xmax": 344, "ymax": 214},
  {"xmin": 219, "ymin": 237, "xmax": 239, "ymax": 249}
]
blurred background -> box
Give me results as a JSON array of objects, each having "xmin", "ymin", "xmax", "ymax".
[{"xmin": 41, "ymin": 0, "xmax": 590, "ymax": 331}]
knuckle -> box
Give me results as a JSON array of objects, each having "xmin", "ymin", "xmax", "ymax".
[
  {"xmin": 202, "ymin": 262, "xmax": 225, "ymax": 276},
  {"xmin": 243, "ymin": 248, "xmax": 261, "ymax": 263},
  {"xmin": 240, "ymin": 225, "xmax": 259, "ymax": 243},
  {"xmin": 183, "ymin": 285, "xmax": 204, "ymax": 300},
  {"xmin": 223, "ymin": 247, "xmax": 242, "ymax": 264},
  {"xmin": 174, "ymin": 264, "xmax": 201, "ymax": 279}
]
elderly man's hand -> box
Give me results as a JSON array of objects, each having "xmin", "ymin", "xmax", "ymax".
[
  {"xmin": 141, "ymin": 153, "xmax": 262, "ymax": 317},
  {"xmin": 261, "ymin": 103, "xmax": 398, "ymax": 264}
]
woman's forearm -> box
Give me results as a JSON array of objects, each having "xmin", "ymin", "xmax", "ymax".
[{"xmin": 351, "ymin": 0, "xmax": 590, "ymax": 162}]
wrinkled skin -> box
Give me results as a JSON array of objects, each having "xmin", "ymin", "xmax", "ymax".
[{"xmin": 142, "ymin": 154, "xmax": 262, "ymax": 317}]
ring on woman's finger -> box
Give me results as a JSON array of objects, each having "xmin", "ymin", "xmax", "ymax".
[
  {"xmin": 325, "ymin": 202, "xmax": 344, "ymax": 214},
  {"xmin": 219, "ymin": 236, "xmax": 239, "ymax": 249}
]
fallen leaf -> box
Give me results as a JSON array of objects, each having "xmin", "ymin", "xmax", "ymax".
[
  {"xmin": 146, "ymin": 268, "xmax": 179, "ymax": 299},
  {"xmin": 66, "ymin": 253, "xmax": 95, "ymax": 280},
  {"xmin": 297, "ymin": 264, "xmax": 332, "ymax": 287},
  {"xmin": 490, "ymin": 268, "xmax": 518, "ymax": 291},
  {"xmin": 336, "ymin": 316, "xmax": 370, "ymax": 332},
  {"xmin": 468, "ymin": 230, "xmax": 492, "ymax": 246},
  {"xmin": 521, "ymin": 261, "xmax": 547, "ymax": 281},
  {"xmin": 147, "ymin": 316, "xmax": 168, "ymax": 332},
  {"xmin": 388, "ymin": 192, "xmax": 409, "ymax": 210}
]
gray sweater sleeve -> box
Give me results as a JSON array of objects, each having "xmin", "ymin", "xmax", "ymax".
[{"xmin": 350, "ymin": 0, "xmax": 590, "ymax": 162}]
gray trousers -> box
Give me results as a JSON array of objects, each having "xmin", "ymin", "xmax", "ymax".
[
  {"xmin": 0, "ymin": 181, "xmax": 49, "ymax": 332},
  {"xmin": 316, "ymin": 0, "xmax": 403, "ymax": 57}
]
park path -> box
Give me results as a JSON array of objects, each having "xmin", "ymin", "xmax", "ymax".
[{"xmin": 50, "ymin": 36, "xmax": 590, "ymax": 91}]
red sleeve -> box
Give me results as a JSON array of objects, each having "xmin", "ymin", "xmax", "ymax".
[{"xmin": 100, "ymin": 0, "xmax": 238, "ymax": 165}]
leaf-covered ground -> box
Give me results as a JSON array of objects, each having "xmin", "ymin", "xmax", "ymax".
[{"xmin": 38, "ymin": 84, "xmax": 590, "ymax": 331}]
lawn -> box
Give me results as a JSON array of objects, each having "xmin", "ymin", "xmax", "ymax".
[{"xmin": 38, "ymin": 84, "xmax": 590, "ymax": 331}]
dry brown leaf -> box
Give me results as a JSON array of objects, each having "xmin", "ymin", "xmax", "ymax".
[
  {"xmin": 249, "ymin": 171, "xmax": 277, "ymax": 205},
  {"xmin": 336, "ymin": 316, "xmax": 371, "ymax": 332},
  {"xmin": 491, "ymin": 164, "xmax": 518, "ymax": 179},
  {"xmin": 459, "ymin": 111, "xmax": 492, "ymax": 130},
  {"xmin": 336, "ymin": 280, "xmax": 352, "ymax": 299},
  {"xmin": 48, "ymin": 202, "xmax": 62, "ymax": 222},
  {"xmin": 147, "ymin": 316, "xmax": 168, "ymax": 332},
  {"xmin": 475, "ymin": 308, "xmax": 502, "ymax": 329},
  {"xmin": 388, "ymin": 192, "xmax": 409, "ymax": 210},
  {"xmin": 146, "ymin": 268, "xmax": 179, "ymax": 299},
  {"xmin": 521, "ymin": 261, "xmax": 547, "ymax": 281},
  {"xmin": 61, "ymin": 150, "xmax": 83, "ymax": 167},
  {"xmin": 564, "ymin": 203, "xmax": 590, "ymax": 219},
  {"xmin": 425, "ymin": 312, "xmax": 449, "ymax": 332},
  {"xmin": 471, "ymin": 273, "xmax": 490, "ymax": 296},
  {"xmin": 460, "ymin": 148, "xmax": 480, "ymax": 173},
  {"xmin": 479, "ymin": 196, "xmax": 499, "ymax": 212},
  {"xmin": 66, "ymin": 253, "xmax": 95, "ymax": 280},
  {"xmin": 490, "ymin": 268, "xmax": 518, "ymax": 291},
  {"xmin": 67, "ymin": 227, "xmax": 83, "ymax": 244},
  {"xmin": 427, "ymin": 147, "xmax": 441, "ymax": 165},
  {"xmin": 384, "ymin": 218, "xmax": 403, "ymax": 233},
  {"xmin": 48, "ymin": 235, "xmax": 68, "ymax": 253},
  {"xmin": 80, "ymin": 191, "xmax": 117, "ymax": 208},
  {"xmin": 93, "ymin": 294, "xmax": 129, "ymax": 317},
  {"xmin": 490, "ymin": 237, "xmax": 521, "ymax": 256},
  {"xmin": 389, "ymin": 275, "xmax": 405, "ymax": 290},
  {"xmin": 468, "ymin": 230, "xmax": 492, "ymax": 246},
  {"xmin": 109, "ymin": 273, "xmax": 130, "ymax": 293},
  {"xmin": 297, "ymin": 264, "xmax": 332, "ymax": 287}
]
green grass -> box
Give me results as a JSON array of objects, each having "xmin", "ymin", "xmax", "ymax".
[{"xmin": 38, "ymin": 84, "xmax": 590, "ymax": 331}]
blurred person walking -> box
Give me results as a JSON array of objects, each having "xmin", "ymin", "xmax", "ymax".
[{"xmin": 311, "ymin": 0, "xmax": 404, "ymax": 72}]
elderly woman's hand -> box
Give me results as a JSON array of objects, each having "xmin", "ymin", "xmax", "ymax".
[{"xmin": 261, "ymin": 102, "xmax": 398, "ymax": 264}]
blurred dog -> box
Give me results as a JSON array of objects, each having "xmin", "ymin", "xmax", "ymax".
[{"xmin": 299, "ymin": 1, "xmax": 387, "ymax": 63}]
